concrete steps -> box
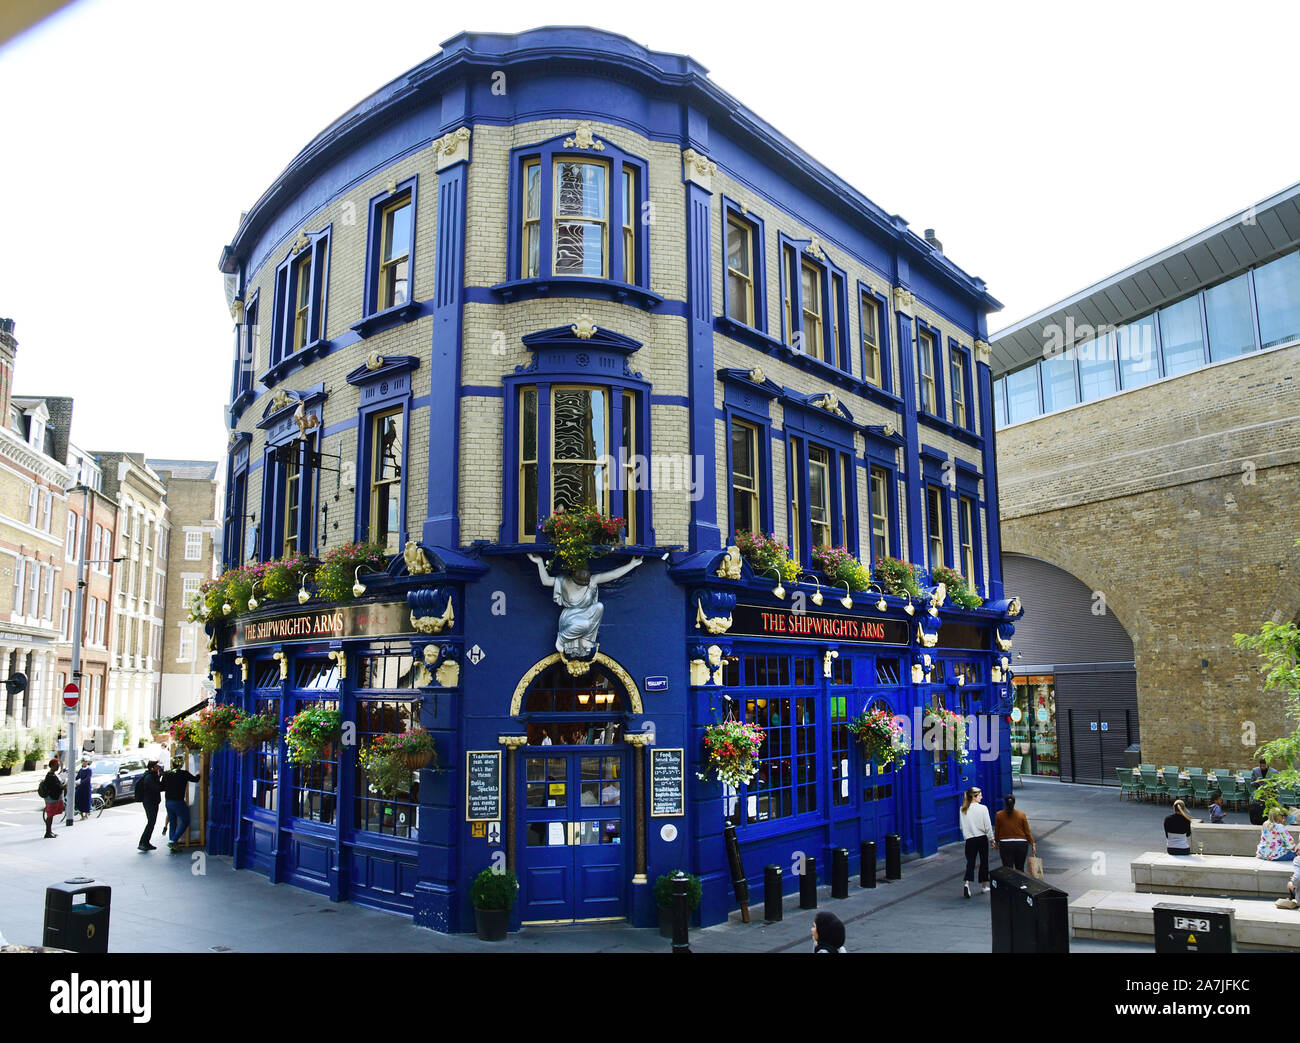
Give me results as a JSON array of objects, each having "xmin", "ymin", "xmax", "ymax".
[
  {"xmin": 1070, "ymin": 889, "xmax": 1300, "ymax": 951},
  {"xmin": 1131, "ymin": 850, "xmax": 1295, "ymax": 898},
  {"xmin": 1189, "ymin": 822, "xmax": 1299, "ymax": 857}
]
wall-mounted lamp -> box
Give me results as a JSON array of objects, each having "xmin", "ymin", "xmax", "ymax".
[
  {"xmin": 762, "ymin": 567, "xmax": 785, "ymax": 600},
  {"xmin": 246, "ymin": 580, "xmax": 261, "ymax": 612},
  {"xmin": 903, "ymin": 592, "xmax": 915, "ymax": 616},
  {"xmin": 352, "ymin": 564, "xmax": 385, "ymax": 598},
  {"xmin": 867, "ymin": 582, "xmax": 887, "ymax": 613},
  {"xmin": 298, "ymin": 573, "xmax": 311, "ymax": 605},
  {"xmin": 803, "ymin": 573, "xmax": 824, "ymax": 607},
  {"xmin": 838, "ymin": 582, "xmax": 853, "ymax": 610}
]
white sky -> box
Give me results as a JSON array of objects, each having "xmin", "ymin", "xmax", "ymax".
[{"xmin": 2, "ymin": 0, "xmax": 1298, "ymax": 462}]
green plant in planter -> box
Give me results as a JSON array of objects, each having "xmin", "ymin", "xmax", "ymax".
[
  {"xmin": 471, "ymin": 867, "xmax": 519, "ymax": 911},
  {"xmin": 228, "ymin": 713, "xmax": 279, "ymax": 753},
  {"xmin": 313, "ymin": 542, "xmax": 387, "ymax": 603},
  {"xmin": 284, "ymin": 706, "xmax": 343, "ymax": 765},
  {"xmin": 202, "ymin": 566, "xmax": 256, "ymax": 619},
  {"xmin": 811, "ymin": 546, "xmax": 872, "ymax": 591},
  {"xmin": 190, "ymin": 705, "xmax": 244, "ymax": 754},
  {"xmin": 929, "ymin": 564, "xmax": 984, "ymax": 610},
  {"xmin": 653, "ymin": 872, "xmax": 702, "ymax": 910},
  {"xmin": 357, "ymin": 728, "xmax": 438, "ymax": 797},
  {"xmin": 25, "ymin": 729, "xmax": 49, "ymax": 765},
  {"xmin": 733, "ymin": 530, "xmax": 801, "ymax": 584},
  {"xmin": 873, "ymin": 556, "xmax": 922, "ymax": 599},
  {"xmin": 262, "ymin": 554, "xmax": 312, "ymax": 601},
  {"xmin": 538, "ymin": 504, "xmax": 625, "ymax": 573}
]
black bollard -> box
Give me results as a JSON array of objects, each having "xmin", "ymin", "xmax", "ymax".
[
  {"xmin": 831, "ymin": 848, "xmax": 849, "ymax": 899},
  {"xmin": 763, "ymin": 864, "xmax": 783, "ymax": 922},
  {"xmin": 671, "ymin": 871, "xmax": 691, "ymax": 953},
  {"xmin": 885, "ymin": 833, "xmax": 902, "ymax": 880},
  {"xmin": 723, "ymin": 824, "xmax": 751, "ymax": 923},
  {"xmin": 799, "ymin": 854, "xmax": 818, "ymax": 909},
  {"xmin": 860, "ymin": 840, "xmax": 877, "ymax": 888}
]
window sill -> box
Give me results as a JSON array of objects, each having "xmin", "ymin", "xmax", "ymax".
[
  {"xmin": 713, "ymin": 317, "xmax": 871, "ymax": 397},
  {"xmin": 259, "ymin": 340, "xmax": 332, "ymax": 388},
  {"xmin": 230, "ymin": 388, "xmax": 257, "ymax": 420},
  {"xmin": 350, "ymin": 300, "xmax": 423, "ymax": 339},
  {"xmin": 489, "ymin": 276, "xmax": 664, "ymax": 311},
  {"xmin": 916, "ymin": 411, "xmax": 982, "ymax": 448}
]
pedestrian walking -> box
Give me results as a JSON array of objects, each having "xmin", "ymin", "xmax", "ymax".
[
  {"xmin": 1164, "ymin": 799, "xmax": 1194, "ymax": 855},
  {"xmin": 811, "ymin": 911, "xmax": 847, "ymax": 953},
  {"xmin": 960, "ymin": 786, "xmax": 996, "ymax": 897},
  {"xmin": 136, "ymin": 760, "xmax": 163, "ymax": 851},
  {"xmin": 993, "ymin": 794, "xmax": 1036, "ymax": 871},
  {"xmin": 55, "ymin": 730, "xmax": 67, "ymax": 771},
  {"xmin": 161, "ymin": 757, "xmax": 201, "ymax": 852},
  {"xmin": 37, "ymin": 758, "xmax": 64, "ymax": 839},
  {"xmin": 74, "ymin": 758, "xmax": 92, "ymax": 820}
]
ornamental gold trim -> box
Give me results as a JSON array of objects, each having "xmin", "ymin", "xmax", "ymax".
[{"xmin": 509, "ymin": 652, "xmax": 643, "ymax": 716}]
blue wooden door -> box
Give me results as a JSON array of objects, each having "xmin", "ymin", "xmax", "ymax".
[{"xmin": 519, "ymin": 748, "xmax": 627, "ymax": 923}]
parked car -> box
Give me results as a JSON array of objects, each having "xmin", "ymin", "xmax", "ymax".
[{"xmin": 89, "ymin": 756, "xmax": 148, "ymax": 807}]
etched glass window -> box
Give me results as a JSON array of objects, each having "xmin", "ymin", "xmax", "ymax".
[{"xmin": 553, "ymin": 160, "xmax": 607, "ymax": 277}]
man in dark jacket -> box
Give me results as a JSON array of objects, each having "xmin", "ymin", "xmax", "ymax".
[
  {"xmin": 136, "ymin": 761, "xmax": 163, "ymax": 851},
  {"xmin": 161, "ymin": 758, "xmax": 201, "ymax": 852},
  {"xmin": 37, "ymin": 758, "xmax": 64, "ymax": 839}
]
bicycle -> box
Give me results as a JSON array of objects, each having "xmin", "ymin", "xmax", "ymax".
[{"xmin": 91, "ymin": 793, "xmax": 107, "ymax": 818}]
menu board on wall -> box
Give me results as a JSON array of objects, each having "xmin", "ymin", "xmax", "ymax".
[
  {"xmin": 466, "ymin": 750, "xmax": 502, "ymax": 822},
  {"xmin": 650, "ymin": 748, "xmax": 685, "ymax": 817}
]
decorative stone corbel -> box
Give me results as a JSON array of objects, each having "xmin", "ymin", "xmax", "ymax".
[
  {"xmin": 272, "ymin": 650, "xmax": 288, "ymax": 680},
  {"xmin": 682, "ymin": 148, "xmax": 717, "ymax": 190},
  {"xmin": 234, "ymin": 655, "xmax": 249, "ymax": 683},
  {"xmin": 564, "ymin": 121, "xmax": 605, "ymax": 151},
  {"xmin": 211, "ymin": 670, "xmax": 222, "ymax": 691},
  {"xmin": 624, "ymin": 733, "xmax": 652, "ymax": 748},
  {"xmin": 498, "ymin": 735, "xmax": 527, "ymax": 749},
  {"xmin": 291, "ymin": 231, "xmax": 311, "ymax": 255},
  {"xmin": 715, "ymin": 546, "xmax": 742, "ymax": 580},
  {"xmin": 814, "ymin": 391, "xmax": 839, "ymax": 413},
  {"xmin": 892, "ymin": 286, "xmax": 915, "ymax": 316},
  {"xmin": 570, "ymin": 315, "xmax": 598, "ymax": 340},
  {"xmin": 747, "ymin": 366, "xmax": 765, "ymax": 385},
  {"xmin": 365, "ymin": 349, "xmax": 385, "ymax": 371},
  {"xmin": 974, "ymin": 340, "xmax": 991, "ymax": 366},
  {"xmin": 410, "ymin": 588, "xmax": 454, "ymax": 634},
  {"xmin": 328, "ymin": 649, "xmax": 347, "ymax": 680},
  {"xmin": 403, "ymin": 540, "xmax": 433, "ymax": 575},
  {"xmin": 434, "ymin": 126, "xmax": 472, "ymax": 169},
  {"xmin": 694, "ymin": 589, "xmax": 736, "ymax": 634},
  {"xmin": 807, "ymin": 236, "xmax": 828, "ymax": 262}
]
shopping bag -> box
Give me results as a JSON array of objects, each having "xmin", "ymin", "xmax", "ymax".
[{"xmin": 1026, "ymin": 855, "xmax": 1045, "ymax": 880}]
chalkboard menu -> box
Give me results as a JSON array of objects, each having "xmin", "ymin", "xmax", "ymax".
[
  {"xmin": 650, "ymin": 748, "xmax": 685, "ymax": 817},
  {"xmin": 466, "ymin": 750, "xmax": 502, "ymax": 822}
]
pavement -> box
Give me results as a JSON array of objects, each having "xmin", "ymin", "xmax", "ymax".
[{"xmin": 0, "ymin": 777, "xmax": 1244, "ymax": 953}]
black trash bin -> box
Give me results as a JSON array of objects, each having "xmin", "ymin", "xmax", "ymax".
[
  {"xmin": 44, "ymin": 877, "xmax": 111, "ymax": 953},
  {"xmin": 989, "ymin": 867, "xmax": 1068, "ymax": 953}
]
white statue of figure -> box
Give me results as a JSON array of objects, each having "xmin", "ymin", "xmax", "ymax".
[{"xmin": 527, "ymin": 555, "xmax": 644, "ymax": 660}]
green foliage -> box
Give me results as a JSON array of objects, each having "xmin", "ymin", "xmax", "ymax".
[
  {"xmin": 734, "ymin": 530, "xmax": 801, "ymax": 584},
  {"xmin": 873, "ymin": 557, "xmax": 922, "ymax": 598},
  {"xmin": 313, "ymin": 542, "xmax": 387, "ymax": 603},
  {"xmin": 539, "ymin": 505, "xmax": 625, "ymax": 573},
  {"xmin": 357, "ymin": 729, "xmax": 438, "ymax": 797},
  {"xmin": 471, "ymin": 867, "xmax": 519, "ymax": 910},
  {"xmin": 262, "ymin": 555, "xmax": 312, "ymax": 600},
  {"xmin": 930, "ymin": 564, "xmax": 984, "ymax": 610},
  {"xmin": 1237, "ymin": 572, "xmax": 1300, "ymax": 804},
  {"xmin": 284, "ymin": 706, "xmax": 342, "ymax": 765},
  {"xmin": 112, "ymin": 716, "xmax": 129, "ymax": 733},
  {"xmin": 229, "ymin": 714, "xmax": 279, "ymax": 754},
  {"xmin": 653, "ymin": 872, "xmax": 702, "ymax": 910},
  {"xmin": 25, "ymin": 726, "xmax": 53, "ymax": 761},
  {"xmin": 0, "ymin": 721, "xmax": 22, "ymax": 768},
  {"xmin": 811, "ymin": 546, "xmax": 872, "ymax": 590}
]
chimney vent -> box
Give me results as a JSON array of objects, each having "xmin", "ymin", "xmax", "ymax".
[{"xmin": 924, "ymin": 229, "xmax": 943, "ymax": 253}]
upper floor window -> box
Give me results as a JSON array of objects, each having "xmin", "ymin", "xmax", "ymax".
[
  {"xmin": 263, "ymin": 436, "xmax": 317, "ymax": 561},
  {"xmin": 950, "ymin": 348, "xmax": 969, "ymax": 428},
  {"xmin": 66, "ymin": 513, "xmax": 78, "ymax": 561},
  {"xmin": 726, "ymin": 216, "xmax": 755, "ymax": 325},
  {"xmin": 958, "ymin": 495, "xmax": 977, "ymax": 586},
  {"xmin": 368, "ymin": 408, "xmax": 404, "ymax": 555},
  {"xmin": 730, "ymin": 419, "xmax": 761, "ymax": 537},
  {"xmin": 283, "ymin": 452, "xmax": 302, "ymax": 555},
  {"xmin": 378, "ymin": 195, "xmax": 412, "ymax": 310},
  {"xmin": 807, "ymin": 444, "xmax": 831, "ymax": 551},
  {"xmin": 868, "ymin": 466, "xmax": 892, "ymax": 562},
  {"xmin": 184, "ymin": 531, "xmax": 203, "ymax": 561},
  {"xmin": 861, "ymin": 292, "xmax": 883, "ymax": 388},
  {"xmin": 918, "ymin": 328, "xmax": 938, "ymax": 414},
  {"xmin": 26, "ymin": 486, "xmax": 37, "ymax": 527},
  {"xmin": 270, "ymin": 229, "xmax": 331, "ymax": 369},
  {"xmin": 926, "ymin": 485, "xmax": 946, "ymax": 571},
  {"xmin": 554, "ymin": 160, "xmax": 607, "ymax": 277},
  {"xmin": 292, "ymin": 253, "xmax": 312, "ymax": 353},
  {"xmin": 800, "ymin": 260, "xmax": 825, "ymax": 362}
]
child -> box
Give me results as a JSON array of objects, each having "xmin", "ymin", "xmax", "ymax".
[{"xmin": 1208, "ymin": 790, "xmax": 1226, "ymax": 824}]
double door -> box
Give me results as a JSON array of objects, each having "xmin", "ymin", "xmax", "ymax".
[{"xmin": 518, "ymin": 747, "xmax": 628, "ymax": 923}]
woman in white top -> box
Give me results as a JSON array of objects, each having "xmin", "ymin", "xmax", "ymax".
[{"xmin": 959, "ymin": 787, "xmax": 997, "ymax": 898}]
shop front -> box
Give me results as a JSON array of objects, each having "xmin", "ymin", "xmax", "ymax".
[{"xmin": 1011, "ymin": 674, "xmax": 1060, "ymax": 777}]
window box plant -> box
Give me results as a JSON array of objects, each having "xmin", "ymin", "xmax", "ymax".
[
  {"xmin": 653, "ymin": 871, "xmax": 702, "ymax": 938},
  {"xmin": 538, "ymin": 504, "xmax": 624, "ymax": 574},
  {"xmin": 873, "ymin": 556, "xmax": 922, "ymax": 598},
  {"xmin": 471, "ymin": 867, "xmax": 519, "ymax": 941},
  {"xmin": 733, "ymin": 530, "xmax": 801, "ymax": 584},
  {"xmin": 357, "ymin": 727, "xmax": 438, "ymax": 797},
  {"xmin": 697, "ymin": 719, "xmax": 766, "ymax": 788},
  {"xmin": 313, "ymin": 542, "xmax": 387, "ymax": 603},
  {"xmin": 929, "ymin": 564, "xmax": 984, "ymax": 610},
  {"xmin": 228, "ymin": 713, "xmax": 280, "ymax": 753},
  {"xmin": 284, "ymin": 706, "xmax": 343, "ymax": 765},
  {"xmin": 811, "ymin": 546, "xmax": 872, "ymax": 591},
  {"xmin": 847, "ymin": 708, "xmax": 907, "ymax": 769}
]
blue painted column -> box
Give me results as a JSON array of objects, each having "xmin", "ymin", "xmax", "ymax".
[
  {"xmin": 684, "ymin": 161, "xmax": 721, "ymax": 553},
  {"xmin": 895, "ymin": 296, "xmax": 924, "ymax": 563},
  {"xmin": 975, "ymin": 344, "xmax": 1004, "ymax": 600},
  {"xmin": 424, "ymin": 129, "xmax": 471, "ymax": 549}
]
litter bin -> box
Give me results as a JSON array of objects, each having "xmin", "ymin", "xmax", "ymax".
[
  {"xmin": 44, "ymin": 877, "xmax": 111, "ymax": 953},
  {"xmin": 1153, "ymin": 903, "xmax": 1234, "ymax": 953},
  {"xmin": 989, "ymin": 866, "xmax": 1068, "ymax": 953}
]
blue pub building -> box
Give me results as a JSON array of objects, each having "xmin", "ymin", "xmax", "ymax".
[{"xmin": 209, "ymin": 27, "xmax": 1020, "ymax": 932}]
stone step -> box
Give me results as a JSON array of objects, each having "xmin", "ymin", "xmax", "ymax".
[
  {"xmin": 1069, "ymin": 889, "xmax": 1300, "ymax": 951},
  {"xmin": 1131, "ymin": 850, "xmax": 1296, "ymax": 897},
  {"xmin": 1187, "ymin": 822, "xmax": 1300, "ymax": 858}
]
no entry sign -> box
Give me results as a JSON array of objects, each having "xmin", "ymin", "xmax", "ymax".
[{"xmin": 63, "ymin": 682, "xmax": 79, "ymax": 708}]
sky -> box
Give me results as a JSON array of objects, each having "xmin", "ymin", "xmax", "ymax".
[{"xmin": 1, "ymin": 0, "xmax": 1298, "ymax": 464}]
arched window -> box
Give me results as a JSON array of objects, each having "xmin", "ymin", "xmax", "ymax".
[{"xmin": 522, "ymin": 662, "xmax": 628, "ymax": 746}]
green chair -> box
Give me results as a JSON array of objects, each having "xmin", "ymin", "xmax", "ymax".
[
  {"xmin": 1220, "ymin": 777, "xmax": 1246, "ymax": 811},
  {"xmin": 1187, "ymin": 767, "xmax": 1204, "ymax": 777},
  {"xmin": 1278, "ymin": 787, "xmax": 1299, "ymax": 807},
  {"xmin": 1189, "ymin": 774, "xmax": 1213, "ymax": 807},
  {"xmin": 1117, "ymin": 767, "xmax": 1142, "ymax": 801},
  {"xmin": 1138, "ymin": 763, "xmax": 1156, "ymax": 771},
  {"xmin": 1139, "ymin": 767, "xmax": 1166, "ymax": 804},
  {"xmin": 1162, "ymin": 768, "xmax": 1192, "ymax": 803}
]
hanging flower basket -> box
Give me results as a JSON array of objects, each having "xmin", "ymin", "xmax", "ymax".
[
  {"xmin": 358, "ymin": 728, "xmax": 438, "ymax": 797},
  {"xmin": 847, "ymin": 708, "xmax": 907, "ymax": 769},
  {"xmin": 228, "ymin": 713, "xmax": 280, "ymax": 753},
  {"xmin": 285, "ymin": 706, "xmax": 343, "ymax": 766},
  {"xmin": 538, "ymin": 504, "xmax": 625, "ymax": 574},
  {"xmin": 697, "ymin": 720, "xmax": 766, "ymax": 788},
  {"xmin": 923, "ymin": 707, "xmax": 970, "ymax": 764},
  {"xmin": 170, "ymin": 718, "xmax": 204, "ymax": 753},
  {"xmin": 188, "ymin": 705, "xmax": 244, "ymax": 754}
]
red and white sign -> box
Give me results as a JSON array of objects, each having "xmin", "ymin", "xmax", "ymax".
[{"xmin": 63, "ymin": 682, "xmax": 79, "ymax": 708}]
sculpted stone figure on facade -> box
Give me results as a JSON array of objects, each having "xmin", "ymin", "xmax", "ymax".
[{"xmin": 527, "ymin": 554, "xmax": 644, "ymax": 661}]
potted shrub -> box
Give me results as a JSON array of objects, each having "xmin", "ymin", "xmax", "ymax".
[
  {"xmin": 284, "ymin": 705, "xmax": 343, "ymax": 765},
  {"xmin": 189, "ymin": 705, "xmax": 244, "ymax": 755},
  {"xmin": 229, "ymin": 713, "xmax": 280, "ymax": 753},
  {"xmin": 357, "ymin": 728, "xmax": 437, "ymax": 797},
  {"xmin": 653, "ymin": 872, "xmax": 702, "ymax": 937},
  {"xmin": 471, "ymin": 867, "xmax": 518, "ymax": 941},
  {"xmin": 538, "ymin": 504, "xmax": 625, "ymax": 573},
  {"xmin": 923, "ymin": 706, "xmax": 970, "ymax": 764},
  {"xmin": 697, "ymin": 719, "xmax": 766, "ymax": 788},
  {"xmin": 23, "ymin": 730, "xmax": 47, "ymax": 771},
  {"xmin": 262, "ymin": 554, "xmax": 312, "ymax": 603},
  {"xmin": 847, "ymin": 707, "xmax": 908, "ymax": 769},
  {"xmin": 929, "ymin": 564, "xmax": 984, "ymax": 610}
]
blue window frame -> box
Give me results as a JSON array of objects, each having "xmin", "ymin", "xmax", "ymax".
[
  {"xmin": 721, "ymin": 199, "xmax": 766, "ymax": 333},
  {"xmin": 783, "ymin": 396, "xmax": 859, "ymax": 564},
  {"xmin": 266, "ymin": 227, "xmax": 331, "ymax": 382},
  {"xmin": 915, "ymin": 319, "xmax": 945, "ymax": 420},
  {"xmin": 224, "ymin": 433, "xmax": 251, "ymax": 569},
  {"xmin": 863, "ymin": 430, "xmax": 902, "ymax": 569},
  {"xmin": 257, "ymin": 390, "xmax": 325, "ymax": 561},
  {"xmin": 346, "ymin": 355, "xmax": 418, "ymax": 554},
  {"xmin": 355, "ymin": 177, "xmax": 419, "ymax": 337},
  {"xmin": 920, "ymin": 449, "xmax": 953, "ymax": 573},
  {"xmin": 232, "ymin": 290, "xmax": 259, "ymax": 413},
  {"xmin": 948, "ymin": 339, "xmax": 975, "ymax": 431},
  {"xmin": 721, "ymin": 370, "xmax": 779, "ymax": 540},
  {"xmin": 778, "ymin": 234, "xmax": 852, "ymax": 376},
  {"xmin": 505, "ymin": 133, "xmax": 649, "ymax": 289},
  {"xmin": 858, "ymin": 284, "xmax": 892, "ymax": 393},
  {"xmin": 288, "ymin": 658, "xmax": 340, "ymax": 825},
  {"xmin": 954, "ymin": 460, "xmax": 985, "ymax": 594},
  {"xmin": 354, "ymin": 654, "xmax": 422, "ymax": 840}
]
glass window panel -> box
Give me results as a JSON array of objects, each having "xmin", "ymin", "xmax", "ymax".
[
  {"xmin": 1005, "ymin": 365, "xmax": 1040, "ymax": 423},
  {"xmin": 1077, "ymin": 332, "xmax": 1118, "ymax": 401},
  {"xmin": 555, "ymin": 161, "xmax": 606, "ymax": 218},
  {"xmin": 1158, "ymin": 296, "xmax": 1205, "ymax": 377},
  {"xmin": 1117, "ymin": 315, "xmax": 1158, "ymax": 389},
  {"xmin": 383, "ymin": 202, "xmax": 411, "ymax": 262},
  {"xmin": 525, "ymin": 162, "xmax": 541, "ymax": 220},
  {"xmin": 554, "ymin": 223, "xmax": 605, "ymax": 275},
  {"xmin": 1040, "ymin": 352, "xmax": 1078, "ymax": 412},
  {"xmin": 993, "ymin": 377, "xmax": 1007, "ymax": 427},
  {"xmin": 1205, "ymin": 273, "xmax": 1255, "ymax": 361},
  {"xmin": 1255, "ymin": 250, "xmax": 1300, "ymax": 349}
]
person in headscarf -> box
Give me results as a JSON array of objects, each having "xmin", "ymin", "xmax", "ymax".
[
  {"xmin": 812, "ymin": 911, "xmax": 847, "ymax": 953},
  {"xmin": 74, "ymin": 758, "xmax": 93, "ymax": 819}
]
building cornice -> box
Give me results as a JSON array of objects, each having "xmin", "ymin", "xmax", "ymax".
[{"xmin": 0, "ymin": 426, "xmax": 74, "ymax": 486}]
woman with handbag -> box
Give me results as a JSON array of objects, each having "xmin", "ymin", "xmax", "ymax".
[
  {"xmin": 37, "ymin": 758, "xmax": 65, "ymax": 839},
  {"xmin": 994, "ymin": 794, "xmax": 1036, "ymax": 871},
  {"xmin": 959, "ymin": 787, "xmax": 996, "ymax": 897}
]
